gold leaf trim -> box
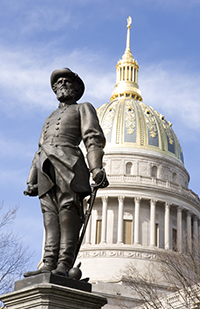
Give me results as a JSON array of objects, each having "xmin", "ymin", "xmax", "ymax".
[
  {"xmin": 101, "ymin": 102, "xmax": 118, "ymax": 135},
  {"xmin": 125, "ymin": 100, "xmax": 136, "ymax": 134}
]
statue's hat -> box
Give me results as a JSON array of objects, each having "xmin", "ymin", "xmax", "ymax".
[{"xmin": 50, "ymin": 68, "xmax": 85, "ymax": 101}]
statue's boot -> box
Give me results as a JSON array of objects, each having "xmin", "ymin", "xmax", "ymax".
[
  {"xmin": 52, "ymin": 209, "xmax": 81, "ymax": 277},
  {"xmin": 23, "ymin": 265, "xmax": 53, "ymax": 277},
  {"xmin": 24, "ymin": 211, "xmax": 60, "ymax": 277}
]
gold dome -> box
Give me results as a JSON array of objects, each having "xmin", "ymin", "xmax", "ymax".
[
  {"xmin": 97, "ymin": 98, "xmax": 184, "ymax": 163},
  {"xmin": 97, "ymin": 17, "xmax": 183, "ymax": 164}
]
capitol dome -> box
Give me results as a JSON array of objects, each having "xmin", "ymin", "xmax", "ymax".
[
  {"xmin": 79, "ymin": 17, "xmax": 200, "ymax": 309},
  {"xmin": 97, "ymin": 98, "xmax": 183, "ymax": 163}
]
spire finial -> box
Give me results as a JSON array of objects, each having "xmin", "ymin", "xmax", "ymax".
[
  {"xmin": 110, "ymin": 16, "xmax": 142, "ymax": 102},
  {"xmin": 126, "ymin": 16, "xmax": 132, "ymax": 53},
  {"xmin": 127, "ymin": 16, "xmax": 132, "ymax": 28}
]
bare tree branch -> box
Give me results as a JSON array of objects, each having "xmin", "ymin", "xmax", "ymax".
[
  {"xmin": 0, "ymin": 203, "xmax": 32, "ymax": 300},
  {"xmin": 123, "ymin": 236, "xmax": 200, "ymax": 308}
]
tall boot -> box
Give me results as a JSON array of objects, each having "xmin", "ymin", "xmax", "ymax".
[
  {"xmin": 24, "ymin": 211, "xmax": 60, "ymax": 277},
  {"xmin": 52, "ymin": 209, "xmax": 81, "ymax": 276},
  {"xmin": 42, "ymin": 211, "xmax": 60, "ymax": 269}
]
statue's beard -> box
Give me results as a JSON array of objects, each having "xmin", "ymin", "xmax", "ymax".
[{"xmin": 56, "ymin": 87, "xmax": 74, "ymax": 102}]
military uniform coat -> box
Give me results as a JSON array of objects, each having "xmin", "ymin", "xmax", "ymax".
[{"xmin": 28, "ymin": 102, "xmax": 105, "ymax": 200}]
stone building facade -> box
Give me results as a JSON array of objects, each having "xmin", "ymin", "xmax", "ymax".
[{"xmin": 78, "ymin": 17, "xmax": 200, "ymax": 308}]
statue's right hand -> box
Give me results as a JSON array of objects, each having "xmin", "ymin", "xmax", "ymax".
[
  {"xmin": 92, "ymin": 168, "xmax": 109, "ymax": 188},
  {"xmin": 24, "ymin": 184, "xmax": 38, "ymax": 197}
]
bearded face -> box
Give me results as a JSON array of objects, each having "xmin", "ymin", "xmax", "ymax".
[{"xmin": 54, "ymin": 77, "xmax": 76, "ymax": 102}]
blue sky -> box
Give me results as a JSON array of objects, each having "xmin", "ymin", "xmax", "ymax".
[{"xmin": 0, "ymin": 0, "xmax": 200, "ymax": 268}]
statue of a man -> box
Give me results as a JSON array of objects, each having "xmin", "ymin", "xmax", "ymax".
[{"xmin": 24, "ymin": 68, "xmax": 108, "ymax": 277}]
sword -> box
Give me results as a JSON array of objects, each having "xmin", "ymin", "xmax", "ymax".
[{"xmin": 71, "ymin": 170, "xmax": 108, "ymax": 268}]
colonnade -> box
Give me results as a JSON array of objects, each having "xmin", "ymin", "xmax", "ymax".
[
  {"xmin": 84, "ymin": 196, "xmax": 200, "ymax": 253},
  {"xmin": 117, "ymin": 66, "xmax": 138, "ymax": 84}
]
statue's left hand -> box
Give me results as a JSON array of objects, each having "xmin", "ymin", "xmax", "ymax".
[{"xmin": 24, "ymin": 184, "xmax": 38, "ymax": 196}]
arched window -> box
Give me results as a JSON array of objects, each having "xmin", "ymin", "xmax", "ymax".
[
  {"xmin": 151, "ymin": 166, "xmax": 157, "ymax": 178},
  {"xmin": 172, "ymin": 172, "xmax": 177, "ymax": 183},
  {"xmin": 126, "ymin": 162, "xmax": 132, "ymax": 175}
]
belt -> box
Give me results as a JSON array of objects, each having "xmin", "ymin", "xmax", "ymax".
[{"xmin": 43, "ymin": 135, "xmax": 80, "ymax": 149}]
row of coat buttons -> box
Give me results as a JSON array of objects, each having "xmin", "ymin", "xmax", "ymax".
[
  {"xmin": 43, "ymin": 106, "xmax": 70, "ymax": 143},
  {"xmin": 43, "ymin": 114, "xmax": 63, "ymax": 139}
]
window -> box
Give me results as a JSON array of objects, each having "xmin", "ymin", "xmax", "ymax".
[
  {"xmin": 131, "ymin": 67, "xmax": 133, "ymax": 81},
  {"xmin": 172, "ymin": 228, "xmax": 177, "ymax": 251},
  {"xmin": 123, "ymin": 220, "xmax": 133, "ymax": 244},
  {"xmin": 126, "ymin": 162, "xmax": 132, "ymax": 175},
  {"xmin": 151, "ymin": 166, "xmax": 157, "ymax": 178},
  {"xmin": 155, "ymin": 223, "xmax": 159, "ymax": 247},
  {"xmin": 172, "ymin": 172, "xmax": 177, "ymax": 183},
  {"xmin": 95, "ymin": 220, "xmax": 102, "ymax": 244}
]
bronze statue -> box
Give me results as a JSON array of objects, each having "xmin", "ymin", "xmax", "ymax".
[{"xmin": 24, "ymin": 68, "xmax": 108, "ymax": 277}]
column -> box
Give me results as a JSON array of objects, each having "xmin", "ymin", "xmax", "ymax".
[
  {"xmin": 136, "ymin": 69, "xmax": 138, "ymax": 83},
  {"xmin": 85, "ymin": 210, "xmax": 92, "ymax": 244},
  {"xmin": 101, "ymin": 196, "xmax": 108, "ymax": 244},
  {"xmin": 177, "ymin": 206, "xmax": 182, "ymax": 252},
  {"xmin": 129, "ymin": 66, "xmax": 131, "ymax": 81},
  {"xmin": 186, "ymin": 211, "xmax": 192, "ymax": 252},
  {"xmin": 117, "ymin": 196, "xmax": 124, "ymax": 244},
  {"xmin": 165, "ymin": 202, "xmax": 171, "ymax": 249},
  {"xmin": 150, "ymin": 199, "xmax": 156, "ymax": 247},
  {"xmin": 134, "ymin": 197, "xmax": 141, "ymax": 245}
]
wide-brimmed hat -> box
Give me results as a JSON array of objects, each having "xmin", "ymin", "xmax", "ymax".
[{"xmin": 50, "ymin": 68, "xmax": 85, "ymax": 101}]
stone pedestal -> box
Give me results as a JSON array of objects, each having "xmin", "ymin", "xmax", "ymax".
[{"xmin": 0, "ymin": 274, "xmax": 107, "ymax": 309}]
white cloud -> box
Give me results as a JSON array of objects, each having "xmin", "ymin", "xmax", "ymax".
[
  {"xmin": 0, "ymin": 45, "xmax": 199, "ymax": 136},
  {"xmin": 0, "ymin": 46, "xmax": 115, "ymax": 111}
]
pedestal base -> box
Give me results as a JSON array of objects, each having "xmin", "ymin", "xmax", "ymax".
[
  {"xmin": 0, "ymin": 274, "xmax": 107, "ymax": 309},
  {"xmin": 15, "ymin": 273, "xmax": 91, "ymax": 292}
]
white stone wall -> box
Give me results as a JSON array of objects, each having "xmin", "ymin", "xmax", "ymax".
[
  {"xmin": 103, "ymin": 147, "xmax": 189, "ymax": 187},
  {"xmin": 78, "ymin": 146, "xmax": 200, "ymax": 308}
]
